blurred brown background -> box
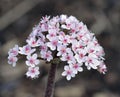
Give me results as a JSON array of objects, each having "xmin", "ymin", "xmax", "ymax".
[{"xmin": 0, "ymin": 0, "xmax": 120, "ymax": 97}]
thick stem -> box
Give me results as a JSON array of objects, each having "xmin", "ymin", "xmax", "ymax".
[{"xmin": 44, "ymin": 63, "xmax": 57, "ymax": 97}]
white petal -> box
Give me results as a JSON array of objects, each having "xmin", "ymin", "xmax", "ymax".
[
  {"xmin": 50, "ymin": 45, "xmax": 56, "ymax": 51},
  {"xmin": 26, "ymin": 61, "xmax": 30, "ymax": 66},
  {"xmin": 35, "ymin": 60, "xmax": 40, "ymax": 65},
  {"xmin": 64, "ymin": 66, "xmax": 69, "ymax": 70},
  {"xmin": 87, "ymin": 66, "xmax": 91, "ymax": 70},
  {"xmin": 32, "ymin": 53, "xmax": 37, "ymax": 59},
  {"xmin": 35, "ymin": 71, "xmax": 40, "ymax": 75},
  {"xmin": 73, "ymin": 70, "xmax": 77, "ymax": 74},
  {"xmin": 35, "ymin": 67, "xmax": 39, "ymax": 70},
  {"xmin": 89, "ymin": 53, "xmax": 97, "ymax": 58},
  {"xmin": 27, "ymin": 55, "xmax": 31, "ymax": 60},
  {"xmin": 30, "ymin": 49, "xmax": 36, "ymax": 54},
  {"xmin": 26, "ymin": 71, "xmax": 31, "ymax": 77},
  {"xmin": 47, "ymin": 57, "xmax": 52, "ymax": 62},
  {"xmin": 47, "ymin": 42, "xmax": 51, "ymax": 47},
  {"xmin": 47, "ymin": 42, "xmax": 56, "ymax": 50},
  {"xmin": 71, "ymin": 73, "xmax": 75, "ymax": 77},
  {"xmin": 60, "ymin": 56, "xmax": 66, "ymax": 61},
  {"xmin": 92, "ymin": 59, "xmax": 100, "ymax": 66},
  {"xmin": 31, "ymin": 64, "xmax": 35, "ymax": 67},
  {"xmin": 57, "ymin": 52, "xmax": 61, "ymax": 56},
  {"xmin": 78, "ymin": 67, "xmax": 83, "ymax": 72},
  {"xmin": 61, "ymin": 25, "xmax": 67, "ymax": 29},
  {"xmin": 89, "ymin": 63, "xmax": 97, "ymax": 69},
  {"xmin": 62, "ymin": 71, "xmax": 67, "ymax": 76},
  {"xmin": 31, "ymin": 74, "xmax": 35, "ymax": 78},
  {"xmin": 67, "ymin": 75, "xmax": 71, "ymax": 80}
]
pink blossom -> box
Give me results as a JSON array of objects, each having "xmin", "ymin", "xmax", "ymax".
[
  {"xmin": 8, "ymin": 55, "xmax": 18, "ymax": 67},
  {"xmin": 41, "ymin": 51, "xmax": 53, "ymax": 62},
  {"xmin": 26, "ymin": 37, "xmax": 40, "ymax": 47},
  {"xmin": 85, "ymin": 53, "xmax": 100, "ymax": 70},
  {"xmin": 8, "ymin": 45, "xmax": 19, "ymax": 56},
  {"xmin": 77, "ymin": 31, "xmax": 86, "ymax": 40},
  {"xmin": 57, "ymin": 45, "xmax": 70, "ymax": 56},
  {"xmin": 40, "ymin": 43, "xmax": 48, "ymax": 52},
  {"xmin": 62, "ymin": 66, "xmax": 75, "ymax": 80},
  {"xmin": 40, "ymin": 22, "xmax": 48, "ymax": 32},
  {"xmin": 98, "ymin": 62, "xmax": 107, "ymax": 74},
  {"xmin": 46, "ymin": 29, "xmax": 57, "ymax": 41},
  {"xmin": 61, "ymin": 52, "xmax": 75, "ymax": 64},
  {"xmin": 26, "ymin": 53, "xmax": 40, "ymax": 67},
  {"xmin": 41, "ymin": 16, "xmax": 50, "ymax": 23},
  {"xmin": 19, "ymin": 45, "xmax": 36, "ymax": 55},
  {"xmin": 58, "ymin": 35, "xmax": 70, "ymax": 45},
  {"xmin": 61, "ymin": 16, "xmax": 79, "ymax": 30},
  {"xmin": 75, "ymin": 49, "xmax": 86, "ymax": 63},
  {"xmin": 69, "ymin": 62, "xmax": 83, "ymax": 74},
  {"xmin": 69, "ymin": 34, "xmax": 77, "ymax": 43},
  {"xmin": 47, "ymin": 39, "xmax": 58, "ymax": 51},
  {"xmin": 26, "ymin": 67, "xmax": 40, "ymax": 78},
  {"xmin": 76, "ymin": 22, "xmax": 84, "ymax": 31}
]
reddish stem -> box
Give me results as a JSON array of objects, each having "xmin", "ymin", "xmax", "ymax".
[{"xmin": 44, "ymin": 63, "xmax": 57, "ymax": 97}]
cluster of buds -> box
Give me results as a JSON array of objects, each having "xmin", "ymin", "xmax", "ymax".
[{"xmin": 8, "ymin": 15, "xmax": 107, "ymax": 80}]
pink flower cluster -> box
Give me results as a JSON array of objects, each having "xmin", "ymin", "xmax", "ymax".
[{"xmin": 8, "ymin": 15, "xmax": 107, "ymax": 80}]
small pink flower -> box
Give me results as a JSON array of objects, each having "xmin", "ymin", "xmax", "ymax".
[
  {"xmin": 62, "ymin": 66, "xmax": 75, "ymax": 80},
  {"xmin": 41, "ymin": 51, "xmax": 53, "ymax": 62},
  {"xmin": 85, "ymin": 43, "xmax": 95, "ymax": 54},
  {"xmin": 26, "ymin": 53, "xmax": 40, "ymax": 67},
  {"xmin": 85, "ymin": 53, "xmax": 100, "ymax": 70},
  {"xmin": 59, "ymin": 35, "xmax": 70, "ymax": 45},
  {"xmin": 75, "ymin": 49, "xmax": 86, "ymax": 63},
  {"xmin": 46, "ymin": 29, "xmax": 57, "ymax": 41},
  {"xmin": 26, "ymin": 67, "xmax": 40, "ymax": 78},
  {"xmin": 40, "ymin": 23, "xmax": 48, "ymax": 32},
  {"xmin": 8, "ymin": 55, "xmax": 18, "ymax": 67},
  {"xmin": 8, "ymin": 45, "xmax": 19, "ymax": 56},
  {"xmin": 47, "ymin": 39, "xmax": 58, "ymax": 51},
  {"xmin": 76, "ymin": 22, "xmax": 84, "ymax": 31},
  {"xmin": 57, "ymin": 45, "xmax": 71, "ymax": 56},
  {"xmin": 98, "ymin": 62, "xmax": 107, "ymax": 74},
  {"xmin": 69, "ymin": 34, "xmax": 77, "ymax": 43},
  {"xmin": 77, "ymin": 31, "xmax": 85, "ymax": 40},
  {"xmin": 40, "ymin": 43, "xmax": 48, "ymax": 52},
  {"xmin": 41, "ymin": 16, "xmax": 50, "ymax": 23},
  {"xmin": 61, "ymin": 52, "xmax": 75, "ymax": 64},
  {"xmin": 19, "ymin": 45, "xmax": 36, "ymax": 55},
  {"xmin": 69, "ymin": 62, "xmax": 83, "ymax": 74},
  {"xmin": 26, "ymin": 37, "xmax": 40, "ymax": 47}
]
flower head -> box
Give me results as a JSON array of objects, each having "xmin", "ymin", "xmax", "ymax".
[{"xmin": 8, "ymin": 15, "xmax": 106, "ymax": 80}]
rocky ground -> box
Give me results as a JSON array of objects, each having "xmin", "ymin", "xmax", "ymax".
[{"xmin": 0, "ymin": 0, "xmax": 120, "ymax": 97}]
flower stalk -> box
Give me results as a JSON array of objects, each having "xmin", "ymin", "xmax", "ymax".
[{"xmin": 44, "ymin": 63, "xmax": 57, "ymax": 97}]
